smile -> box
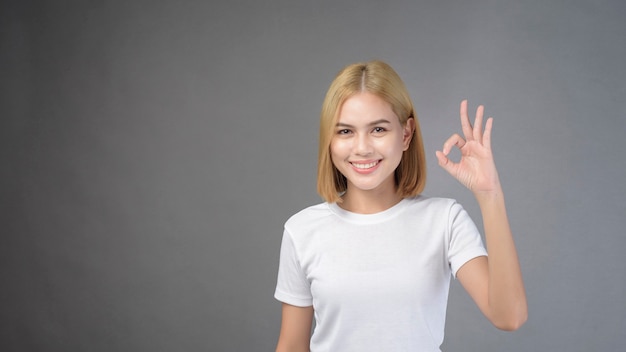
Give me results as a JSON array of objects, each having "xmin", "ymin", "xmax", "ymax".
[{"xmin": 350, "ymin": 160, "xmax": 380, "ymax": 169}]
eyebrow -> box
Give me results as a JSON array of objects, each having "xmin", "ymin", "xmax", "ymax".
[{"xmin": 335, "ymin": 119, "xmax": 392, "ymax": 128}]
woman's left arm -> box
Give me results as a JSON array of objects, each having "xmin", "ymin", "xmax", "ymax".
[{"xmin": 436, "ymin": 100, "xmax": 527, "ymax": 331}]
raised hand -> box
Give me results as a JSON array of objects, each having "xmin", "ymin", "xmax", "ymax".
[
  {"xmin": 437, "ymin": 101, "xmax": 527, "ymax": 330},
  {"xmin": 435, "ymin": 100, "xmax": 501, "ymax": 197}
]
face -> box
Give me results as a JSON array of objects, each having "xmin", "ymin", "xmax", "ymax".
[{"xmin": 330, "ymin": 92, "xmax": 413, "ymax": 196}]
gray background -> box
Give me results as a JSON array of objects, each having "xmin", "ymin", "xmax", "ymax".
[{"xmin": 2, "ymin": 0, "xmax": 625, "ymax": 351}]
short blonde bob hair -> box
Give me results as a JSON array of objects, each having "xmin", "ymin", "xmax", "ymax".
[{"xmin": 317, "ymin": 60, "xmax": 427, "ymax": 203}]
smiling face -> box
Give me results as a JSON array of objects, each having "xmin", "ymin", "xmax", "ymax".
[
  {"xmin": 330, "ymin": 92, "xmax": 413, "ymax": 198},
  {"xmin": 317, "ymin": 61, "xmax": 426, "ymax": 204}
]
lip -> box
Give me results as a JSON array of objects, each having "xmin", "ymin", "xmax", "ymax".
[{"xmin": 349, "ymin": 159, "xmax": 381, "ymax": 174}]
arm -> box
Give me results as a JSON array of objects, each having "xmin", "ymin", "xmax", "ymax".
[
  {"xmin": 456, "ymin": 191, "xmax": 527, "ymax": 330},
  {"xmin": 276, "ymin": 303, "xmax": 314, "ymax": 352},
  {"xmin": 436, "ymin": 100, "xmax": 527, "ymax": 331}
]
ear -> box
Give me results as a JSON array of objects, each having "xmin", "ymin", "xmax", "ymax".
[{"xmin": 402, "ymin": 117, "xmax": 415, "ymax": 151}]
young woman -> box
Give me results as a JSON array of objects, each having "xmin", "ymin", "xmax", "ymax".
[{"xmin": 274, "ymin": 60, "xmax": 527, "ymax": 351}]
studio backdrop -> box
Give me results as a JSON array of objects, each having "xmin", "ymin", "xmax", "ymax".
[{"xmin": 1, "ymin": 0, "xmax": 625, "ymax": 351}]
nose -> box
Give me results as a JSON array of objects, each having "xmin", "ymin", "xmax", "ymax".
[{"xmin": 354, "ymin": 133, "xmax": 373, "ymax": 156}]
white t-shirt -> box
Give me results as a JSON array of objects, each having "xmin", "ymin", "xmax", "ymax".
[{"xmin": 274, "ymin": 196, "xmax": 487, "ymax": 352}]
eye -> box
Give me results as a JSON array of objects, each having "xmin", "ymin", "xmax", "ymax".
[
  {"xmin": 372, "ymin": 126, "xmax": 387, "ymax": 133},
  {"xmin": 337, "ymin": 129, "xmax": 352, "ymax": 135}
]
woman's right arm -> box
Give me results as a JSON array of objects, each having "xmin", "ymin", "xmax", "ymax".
[{"xmin": 275, "ymin": 303, "xmax": 314, "ymax": 352}]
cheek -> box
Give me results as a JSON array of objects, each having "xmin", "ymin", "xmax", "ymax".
[
  {"xmin": 330, "ymin": 139, "xmax": 348, "ymax": 158},
  {"xmin": 329, "ymin": 142, "xmax": 340, "ymax": 166},
  {"xmin": 375, "ymin": 137, "xmax": 404, "ymax": 155}
]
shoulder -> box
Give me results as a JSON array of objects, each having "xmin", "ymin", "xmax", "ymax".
[
  {"xmin": 282, "ymin": 203, "xmax": 337, "ymax": 248},
  {"xmin": 284, "ymin": 202, "xmax": 334, "ymax": 230},
  {"xmin": 402, "ymin": 196, "xmax": 471, "ymax": 226}
]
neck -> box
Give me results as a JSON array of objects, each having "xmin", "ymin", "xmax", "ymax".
[{"xmin": 338, "ymin": 183, "xmax": 403, "ymax": 214}]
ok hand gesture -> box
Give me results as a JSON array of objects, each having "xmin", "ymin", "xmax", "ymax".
[{"xmin": 435, "ymin": 100, "xmax": 502, "ymax": 198}]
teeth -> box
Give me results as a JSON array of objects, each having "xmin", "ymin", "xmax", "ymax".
[{"xmin": 352, "ymin": 161, "xmax": 378, "ymax": 169}]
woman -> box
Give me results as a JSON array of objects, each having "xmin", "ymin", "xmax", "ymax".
[{"xmin": 274, "ymin": 60, "xmax": 527, "ymax": 351}]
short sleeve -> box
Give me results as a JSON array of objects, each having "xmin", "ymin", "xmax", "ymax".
[
  {"xmin": 274, "ymin": 229, "xmax": 313, "ymax": 307},
  {"xmin": 447, "ymin": 202, "xmax": 488, "ymax": 277}
]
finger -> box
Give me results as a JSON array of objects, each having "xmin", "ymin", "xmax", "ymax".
[
  {"xmin": 442, "ymin": 133, "xmax": 466, "ymax": 155},
  {"xmin": 460, "ymin": 100, "xmax": 473, "ymax": 141},
  {"xmin": 435, "ymin": 150, "xmax": 458, "ymax": 176},
  {"xmin": 483, "ymin": 117, "xmax": 493, "ymax": 150},
  {"xmin": 473, "ymin": 104, "xmax": 484, "ymax": 143}
]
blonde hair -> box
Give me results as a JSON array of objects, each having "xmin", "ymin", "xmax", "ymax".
[{"xmin": 317, "ymin": 60, "xmax": 427, "ymax": 203}]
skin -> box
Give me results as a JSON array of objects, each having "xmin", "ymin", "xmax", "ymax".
[
  {"xmin": 275, "ymin": 96, "xmax": 527, "ymax": 351},
  {"xmin": 329, "ymin": 92, "xmax": 414, "ymax": 214},
  {"xmin": 436, "ymin": 100, "xmax": 527, "ymax": 331}
]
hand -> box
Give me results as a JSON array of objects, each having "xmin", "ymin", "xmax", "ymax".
[{"xmin": 435, "ymin": 100, "xmax": 501, "ymax": 197}]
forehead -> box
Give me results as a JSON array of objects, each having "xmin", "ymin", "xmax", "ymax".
[{"xmin": 337, "ymin": 92, "xmax": 398, "ymax": 124}]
